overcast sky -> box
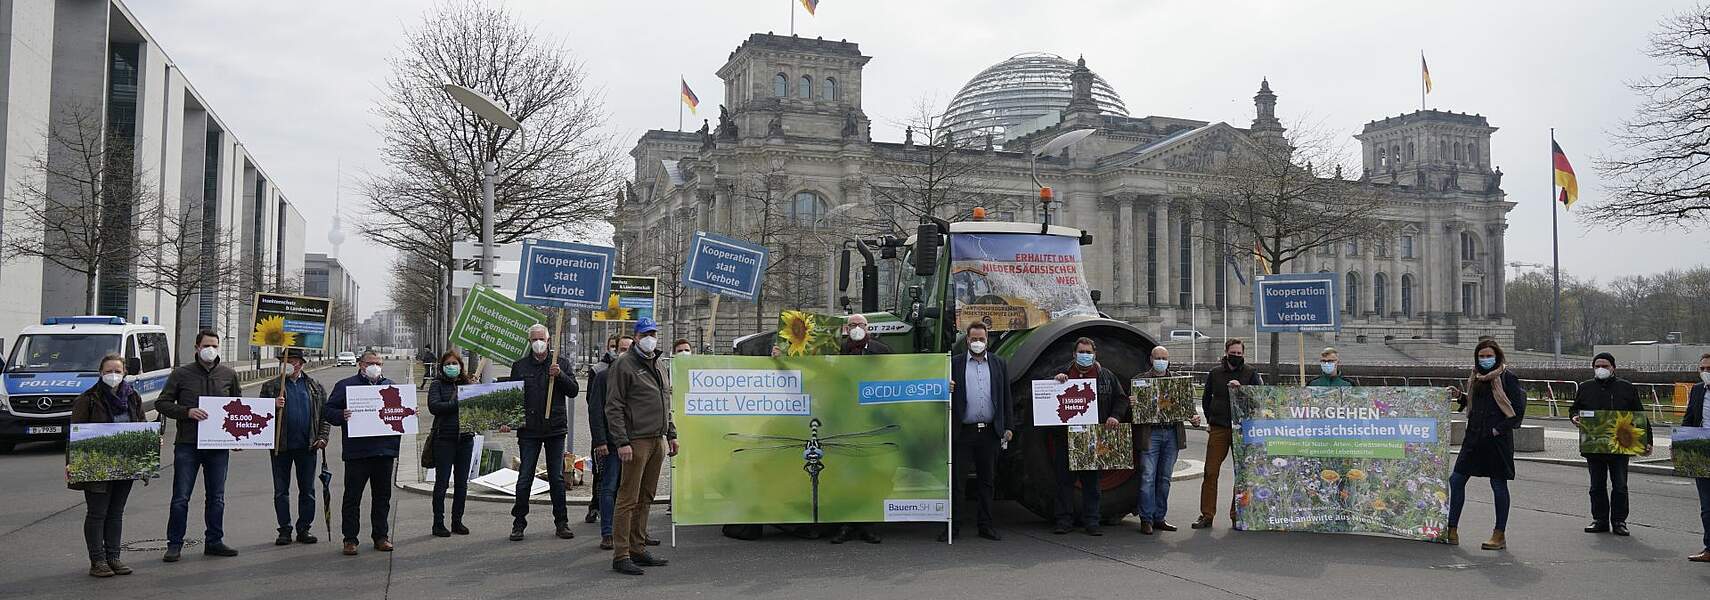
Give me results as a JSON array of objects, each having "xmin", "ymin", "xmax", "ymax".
[{"xmin": 128, "ymin": 0, "xmax": 1708, "ymax": 321}]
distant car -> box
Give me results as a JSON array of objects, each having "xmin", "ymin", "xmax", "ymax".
[
  {"xmin": 336, "ymin": 351, "xmax": 358, "ymax": 366},
  {"xmin": 1167, "ymin": 329, "xmax": 1210, "ymax": 341}
]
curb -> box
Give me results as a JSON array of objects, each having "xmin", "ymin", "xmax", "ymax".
[{"xmin": 1510, "ymin": 454, "xmax": 1678, "ymax": 477}]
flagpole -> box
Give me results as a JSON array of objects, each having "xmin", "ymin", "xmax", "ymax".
[
  {"xmin": 1550, "ymin": 128, "xmax": 1562, "ymax": 360},
  {"xmin": 790, "ymin": 0, "xmax": 795, "ymax": 36},
  {"xmin": 678, "ymin": 75, "xmax": 683, "ymax": 132}
]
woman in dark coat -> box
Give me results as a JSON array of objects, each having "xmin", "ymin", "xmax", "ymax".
[
  {"xmin": 70, "ymin": 354, "xmax": 148, "ymax": 577},
  {"xmin": 1446, "ymin": 340, "xmax": 1527, "ymax": 551},
  {"xmin": 426, "ymin": 350, "xmax": 476, "ymax": 537}
]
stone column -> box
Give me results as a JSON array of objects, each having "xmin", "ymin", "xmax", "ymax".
[
  {"xmin": 1387, "ymin": 253, "xmax": 1402, "ymax": 318},
  {"xmin": 1117, "ymin": 198, "xmax": 1136, "ymax": 305},
  {"xmin": 1489, "ymin": 223, "xmax": 1506, "ymax": 317},
  {"xmin": 1156, "ymin": 200, "xmax": 1173, "ymax": 308},
  {"xmin": 1136, "ymin": 196, "xmax": 1152, "ymax": 306},
  {"xmin": 1189, "ymin": 204, "xmax": 1205, "ymax": 309},
  {"xmin": 1362, "ymin": 250, "xmax": 1376, "ymax": 317},
  {"xmin": 1443, "ymin": 223, "xmax": 1460, "ymax": 315}
]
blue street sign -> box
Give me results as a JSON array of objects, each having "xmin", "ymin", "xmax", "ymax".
[
  {"xmin": 682, "ymin": 231, "xmax": 769, "ymax": 301},
  {"xmin": 515, "ymin": 239, "xmax": 617, "ymax": 309},
  {"xmin": 1253, "ymin": 272, "xmax": 1340, "ymax": 333}
]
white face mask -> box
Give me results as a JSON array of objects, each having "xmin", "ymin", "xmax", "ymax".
[
  {"xmin": 363, "ymin": 364, "xmax": 383, "ymax": 380},
  {"xmin": 1702, "ymin": 371, "xmax": 1710, "ymax": 386},
  {"xmin": 531, "ymin": 339, "xmax": 548, "ymax": 355},
  {"xmin": 1593, "ymin": 367, "xmax": 1612, "ymax": 380},
  {"xmin": 675, "ymin": 350, "xmax": 691, "ymax": 358},
  {"xmin": 968, "ymin": 340, "xmax": 987, "ymax": 355},
  {"xmin": 101, "ymin": 373, "xmax": 124, "ymax": 388},
  {"xmin": 198, "ymin": 346, "xmax": 220, "ymax": 363},
  {"xmin": 637, "ymin": 335, "xmax": 659, "ymax": 355},
  {"xmin": 848, "ymin": 326, "xmax": 867, "ymax": 342}
]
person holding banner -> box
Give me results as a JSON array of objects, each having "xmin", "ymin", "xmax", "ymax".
[
  {"xmin": 1049, "ymin": 337, "xmax": 1131, "ymax": 536},
  {"xmin": 427, "ymin": 351, "xmax": 476, "ymax": 538},
  {"xmin": 607, "ymin": 318, "xmax": 675, "ymax": 575},
  {"xmin": 1687, "ymin": 353, "xmax": 1710, "ymax": 563},
  {"xmin": 1571, "ymin": 352, "xmax": 1649, "ymax": 537},
  {"xmin": 1193, "ymin": 338, "xmax": 1262, "ymax": 530},
  {"xmin": 155, "ymin": 330, "xmax": 243, "ymax": 562},
  {"xmin": 1133, "ymin": 346, "xmax": 1197, "ymax": 535},
  {"xmin": 1307, "ymin": 348, "xmax": 1354, "ymax": 387},
  {"xmin": 70, "ymin": 354, "xmax": 147, "ymax": 577},
  {"xmin": 508, "ymin": 324, "xmax": 578, "ymax": 543},
  {"xmin": 830, "ymin": 314, "xmax": 889, "ymax": 545},
  {"xmin": 585, "ymin": 336, "xmax": 621, "ymax": 526},
  {"xmin": 323, "ymin": 352, "xmax": 400, "ymax": 555},
  {"xmin": 1445, "ymin": 340, "xmax": 1528, "ymax": 550},
  {"xmin": 260, "ymin": 348, "xmax": 328, "ymax": 546},
  {"xmin": 946, "ymin": 322, "xmax": 1012, "ymax": 542},
  {"xmin": 588, "ymin": 335, "xmax": 632, "ymax": 550}
]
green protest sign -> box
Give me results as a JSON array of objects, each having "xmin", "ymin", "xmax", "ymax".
[
  {"xmin": 1232, "ymin": 386, "xmax": 1452, "ymax": 542},
  {"xmin": 450, "ymin": 285, "xmax": 547, "ymax": 364},
  {"xmin": 671, "ymin": 353, "xmax": 951, "ymax": 526}
]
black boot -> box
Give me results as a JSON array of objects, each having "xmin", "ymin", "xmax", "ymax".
[{"xmin": 612, "ymin": 557, "xmax": 645, "ymax": 576}]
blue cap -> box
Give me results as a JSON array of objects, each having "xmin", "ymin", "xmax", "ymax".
[{"xmin": 636, "ymin": 317, "xmax": 659, "ymax": 335}]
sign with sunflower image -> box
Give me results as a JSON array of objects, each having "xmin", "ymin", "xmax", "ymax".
[
  {"xmin": 591, "ymin": 276, "xmax": 657, "ymax": 322},
  {"xmin": 250, "ymin": 293, "xmax": 331, "ymax": 350},
  {"xmin": 1576, "ymin": 410, "xmax": 1652, "ymax": 455},
  {"xmin": 774, "ymin": 310, "xmax": 846, "ymax": 357}
]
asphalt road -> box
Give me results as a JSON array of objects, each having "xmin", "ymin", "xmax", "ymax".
[{"xmin": 1, "ymin": 366, "xmax": 1707, "ymax": 599}]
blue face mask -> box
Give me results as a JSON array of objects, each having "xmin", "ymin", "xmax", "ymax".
[
  {"xmin": 1477, "ymin": 356, "xmax": 1497, "ymax": 371},
  {"xmin": 442, "ymin": 364, "xmax": 461, "ymax": 378},
  {"xmin": 1075, "ymin": 352, "xmax": 1095, "ymax": 367},
  {"xmin": 1320, "ymin": 362, "xmax": 1337, "ymax": 375},
  {"xmin": 1152, "ymin": 359, "xmax": 1169, "ymax": 372}
]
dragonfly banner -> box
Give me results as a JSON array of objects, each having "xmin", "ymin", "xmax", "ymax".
[
  {"xmin": 1231, "ymin": 386, "xmax": 1452, "ymax": 543},
  {"xmin": 672, "ymin": 353, "xmax": 952, "ymax": 526}
]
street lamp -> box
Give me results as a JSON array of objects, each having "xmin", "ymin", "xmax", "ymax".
[
  {"xmin": 1029, "ymin": 128, "xmax": 1097, "ymax": 230},
  {"xmin": 440, "ymin": 83, "xmax": 521, "ymax": 290}
]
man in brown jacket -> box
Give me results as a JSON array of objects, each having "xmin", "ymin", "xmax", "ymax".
[{"xmin": 606, "ymin": 317, "xmax": 676, "ymax": 575}]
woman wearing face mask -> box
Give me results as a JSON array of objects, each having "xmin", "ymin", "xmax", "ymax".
[
  {"xmin": 70, "ymin": 354, "xmax": 146, "ymax": 577},
  {"xmin": 426, "ymin": 351, "xmax": 476, "ymax": 538},
  {"xmin": 1445, "ymin": 339, "xmax": 1528, "ymax": 550},
  {"xmin": 1684, "ymin": 353, "xmax": 1710, "ymax": 563}
]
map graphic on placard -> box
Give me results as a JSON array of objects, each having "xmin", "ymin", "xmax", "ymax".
[
  {"xmin": 1031, "ymin": 379, "xmax": 1099, "ymax": 426},
  {"xmin": 197, "ymin": 397, "xmax": 276, "ymax": 449},
  {"xmin": 222, "ymin": 399, "xmax": 274, "ymax": 440},
  {"xmin": 376, "ymin": 386, "xmax": 417, "ymax": 434}
]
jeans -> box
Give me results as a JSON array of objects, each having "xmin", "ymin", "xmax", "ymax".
[
  {"xmin": 1696, "ymin": 478, "xmax": 1710, "ymax": 550},
  {"xmin": 432, "ymin": 435, "xmax": 475, "ymax": 525},
  {"xmin": 341, "ymin": 457, "xmax": 394, "ymax": 544},
  {"xmin": 1050, "ymin": 436, "xmax": 1101, "ymax": 528},
  {"xmin": 270, "ymin": 448, "xmax": 317, "ymax": 533},
  {"xmin": 1586, "ymin": 454, "xmax": 1630, "ymax": 524},
  {"xmin": 512, "ymin": 434, "xmax": 567, "ymax": 528},
  {"xmin": 1199, "ymin": 425, "xmax": 1232, "ymax": 521},
  {"xmin": 613, "ymin": 437, "xmax": 665, "ymax": 561},
  {"xmin": 596, "ymin": 450, "xmax": 622, "ymax": 537},
  {"xmin": 951, "ymin": 424, "xmax": 1000, "ymax": 531},
  {"xmin": 1137, "ymin": 427, "xmax": 1180, "ymax": 523},
  {"xmin": 167, "ymin": 444, "xmax": 229, "ymax": 547},
  {"xmin": 1448, "ymin": 470, "xmax": 1511, "ymax": 530},
  {"xmin": 83, "ymin": 480, "xmax": 134, "ymax": 562}
]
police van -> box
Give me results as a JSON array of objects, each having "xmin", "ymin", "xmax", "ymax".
[{"xmin": 0, "ymin": 316, "xmax": 174, "ymax": 453}]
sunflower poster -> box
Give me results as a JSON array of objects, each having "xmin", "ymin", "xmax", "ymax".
[
  {"xmin": 1671, "ymin": 426, "xmax": 1710, "ymax": 478},
  {"xmin": 1577, "ymin": 410, "xmax": 1652, "ymax": 455},
  {"xmin": 1231, "ymin": 386, "xmax": 1452, "ymax": 542},
  {"xmin": 591, "ymin": 276, "xmax": 657, "ymax": 322},
  {"xmin": 1067, "ymin": 425, "xmax": 1132, "ymax": 470},
  {"xmin": 774, "ymin": 310, "xmax": 845, "ymax": 357},
  {"xmin": 250, "ymin": 293, "xmax": 331, "ymax": 350}
]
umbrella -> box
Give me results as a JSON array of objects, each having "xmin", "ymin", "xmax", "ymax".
[{"xmin": 319, "ymin": 448, "xmax": 333, "ymax": 540}]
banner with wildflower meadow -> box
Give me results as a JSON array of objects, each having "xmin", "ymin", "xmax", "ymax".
[{"xmin": 1231, "ymin": 386, "xmax": 1453, "ymax": 542}]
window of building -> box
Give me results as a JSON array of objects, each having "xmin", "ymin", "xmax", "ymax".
[
  {"xmin": 1373, "ymin": 273, "xmax": 1387, "ymax": 315},
  {"xmin": 1377, "ymin": 147, "xmax": 1386, "ymax": 168},
  {"xmin": 789, "ymin": 191, "xmax": 827, "ymax": 224},
  {"xmin": 1401, "ymin": 234, "xmax": 1415, "ymax": 259},
  {"xmin": 822, "ymin": 77, "xmax": 838, "ymax": 101},
  {"xmin": 1377, "ymin": 238, "xmax": 1391, "ymax": 258},
  {"xmin": 1406, "ymin": 141, "xmax": 1415, "ymax": 162},
  {"xmin": 1345, "ymin": 271, "xmax": 1361, "ymax": 314},
  {"xmin": 1346, "ymin": 239, "xmax": 1359, "ymax": 256},
  {"xmin": 773, "ymin": 73, "xmax": 788, "ymax": 97},
  {"xmin": 1454, "ymin": 143, "xmax": 1463, "ymax": 162},
  {"xmin": 1467, "ymin": 140, "xmax": 1479, "ymax": 166},
  {"xmin": 1440, "ymin": 140, "xmax": 1449, "ymax": 160},
  {"xmin": 1462, "ymin": 283, "xmax": 1477, "ymax": 315},
  {"xmin": 1460, "ymin": 231, "xmax": 1475, "ymax": 261},
  {"xmin": 1319, "ymin": 244, "xmax": 1333, "ymax": 257},
  {"xmin": 1390, "ymin": 145, "xmax": 1400, "ymax": 166},
  {"xmin": 1400, "ymin": 274, "xmax": 1413, "ymax": 316},
  {"xmin": 798, "ymin": 75, "xmax": 812, "ymax": 99}
]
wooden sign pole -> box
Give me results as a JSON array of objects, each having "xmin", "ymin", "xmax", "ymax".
[{"xmin": 545, "ymin": 308, "xmax": 565, "ymax": 417}]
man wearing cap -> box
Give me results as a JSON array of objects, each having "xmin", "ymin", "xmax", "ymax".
[
  {"xmin": 1571, "ymin": 352, "xmax": 1650, "ymax": 536},
  {"xmin": 260, "ymin": 349, "xmax": 328, "ymax": 546},
  {"xmin": 507, "ymin": 324, "xmax": 578, "ymax": 542},
  {"xmin": 606, "ymin": 317, "xmax": 675, "ymax": 575}
]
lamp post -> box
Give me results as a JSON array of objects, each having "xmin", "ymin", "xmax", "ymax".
[
  {"xmin": 442, "ymin": 83, "xmax": 521, "ymax": 382},
  {"xmin": 1028, "ymin": 128, "xmax": 1097, "ymax": 231}
]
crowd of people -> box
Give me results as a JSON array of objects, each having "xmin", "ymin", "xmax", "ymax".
[{"xmin": 65, "ymin": 324, "xmax": 1710, "ymax": 580}]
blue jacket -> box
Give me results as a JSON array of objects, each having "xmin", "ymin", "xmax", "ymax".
[{"xmin": 323, "ymin": 372, "xmax": 400, "ymax": 460}]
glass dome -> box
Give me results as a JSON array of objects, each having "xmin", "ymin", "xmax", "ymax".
[{"xmin": 942, "ymin": 52, "xmax": 1129, "ymax": 144}]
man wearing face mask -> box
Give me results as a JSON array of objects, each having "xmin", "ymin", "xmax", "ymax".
[
  {"xmin": 583, "ymin": 336, "xmax": 620, "ymax": 525},
  {"xmin": 1194, "ymin": 338, "xmax": 1262, "ymax": 530},
  {"xmin": 1049, "ymin": 337, "xmax": 1131, "ymax": 535},
  {"xmin": 508, "ymin": 324, "xmax": 579, "ymax": 542},
  {"xmin": 260, "ymin": 348, "xmax": 328, "ymax": 546},
  {"xmin": 155, "ymin": 330, "xmax": 244, "ymax": 562},
  {"xmin": 1307, "ymin": 348, "xmax": 1354, "ymax": 387},
  {"xmin": 1570, "ymin": 352, "xmax": 1649, "ymax": 537},
  {"xmin": 607, "ymin": 317, "xmax": 676, "ymax": 575},
  {"xmin": 587, "ymin": 335, "xmax": 632, "ymax": 549},
  {"xmin": 1132, "ymin": 346, "xmax": 1199, "ymax": 534},
  {"xmin": 323, "ymin": 351, "xmax": 401, "ymax": 555},
  {"xmin": 946, "ymin": 322, "xmax": 1012, "ymax": 542},
  {"xmin": 1685, "ymin": 353, "xmax": 1710, "ymax": 562},
  {"xmin": 827, "ymin": 314, "xmax": 890, "ymax": 545}
]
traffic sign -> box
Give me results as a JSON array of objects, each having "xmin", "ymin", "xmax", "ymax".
[
  {"xmin": 514, "ymin": 239, "xmax": 616, "ymax": 310},
  {"xmin": 1253, "ymin": 273, "xmax": 1340, "ymax": 333},
  {"xmin": 683, "ymin": 231, "xmax": 768, "ymax": 301}
]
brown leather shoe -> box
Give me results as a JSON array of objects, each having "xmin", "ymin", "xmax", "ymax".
[
  {"xmin": 1689, "ymin": 549, "xmax": 1710, "ymax": 563},
  {"xmin": 342, "ymin": 543, "xmax": 358, "ymax": 556},
  {"xmin": 1138, "ymin": 521, "xmax": 1154, "ymax": 535},
  {"xmin": 374, "ymin": 539, "xmax": 395, "ymax": 552},
  {"xmin": 1190, "ymin": 516, "xmax": 1213, "ymax": 529},
  {"xmin": 1154, "ymin": 521, "xmax": 1178, "ymax": 532}
]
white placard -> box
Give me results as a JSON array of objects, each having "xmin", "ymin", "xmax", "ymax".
[
  {"xmin": 345, "ymin": 384, "xmax": 420, "ymax": 438},
  {"xmin": 1031, "ymin": 378, "xmax": 1100, "ymax": 426},
  {"xmin": 197, "ymin": 397, "xmax": 277, "ymax": 449},
  {"xmin": 472, "ymin": 467, "xmax": 547, "ymax": 496}
]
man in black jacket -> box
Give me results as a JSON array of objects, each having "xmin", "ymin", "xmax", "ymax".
[
  {"xmin": 155, "ymin": 330, "xmax": 244, "ymax": 562},
  {"xmin": 1049, "ymin": 337, "xmax": 1130, "ymax": 536},
  {"xmin": 946, "ymin": 322, "xmax": 1012, "ymax": 541},
  {"xmin": 1571, "ymin": 352, "xmax": 1650, "ymax": 536},
  {"xmin": 1194, "ymin": 338, "xmax": 1263, "ymax": 530},
  {"xmin": 587, "ymin": 335, "xmax": 631, "ymax": 549},
  {"xmin": 508, "ymin": 323, "xmax": 578, "ymax": 542}
]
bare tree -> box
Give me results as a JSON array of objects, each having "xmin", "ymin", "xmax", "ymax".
[
  {"xmin": 388, "ymin": 254, "xmax": 442, "ymax": 343},
  {"xmin": 1592, "ymin": 6, "xmax": 1710, "ymax": 227},
  {"xmin": 622, "ymin": 192, "xmax": 696, "ymax": 339},
  {"xmin": 2, "ymin": 105, "xmax": 163, "ymax": 313},
  {"xmin": 863, "ymin": 97, "xmax": 1000, "ymax": 238},
  {"xmin": 731, "ymin": 161, "xmax": 807, "ymax": 331},
  {"xmin": 359, "ymin": 0, "xmax": 620, "ymax": 326},
  {"xmin": 1192, "ymin": 123, "xmax": 1394, "ymax": 376},
  {"xmin": 134, "ymin": 201, "xmax": 244, "ymax": 353}
]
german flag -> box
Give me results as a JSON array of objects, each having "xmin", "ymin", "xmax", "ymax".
[
  {"xmin": 1421, "ymin": 53, "xmax": 1432, "ymax": 94},
  {"xmin": 1552, "ymin": 140, "xmax": 1578, "ymax": 209},
  {"xmin": 800, "ymin": 0, "xmax": 819, "ymax": 15},
  {"xmin": 1253, "ymin": 240, "xmax": 1271, "ymax": 275},
  {"xmin": 680, "ymin": 77, "xmax": 699, "ymax": 114}
]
